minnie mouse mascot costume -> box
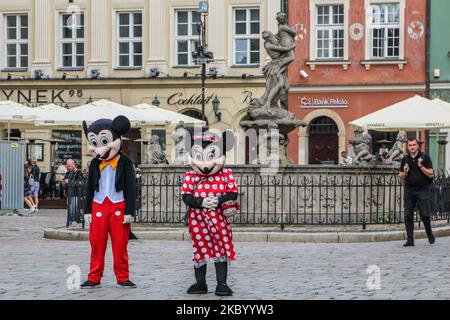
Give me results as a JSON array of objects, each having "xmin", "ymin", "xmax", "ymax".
[
  {"xmin": 181, "ymin": 129, "xmax": 239, "ymax": 296},
  {"xmin": 80, "ymin": 115, "xmax": 137, "ymax": 289}
]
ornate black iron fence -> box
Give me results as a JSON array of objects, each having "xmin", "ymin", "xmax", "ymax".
[
  {"xmin": 137, "ymin": 168, "xmax": 450, "ymax": 227},
  {"xmin": 66, "ymin": 180, "xmax": 88, "ymax": 228},
  {"xmin": 68, "ymin": 168, "xmax": 450, "ymax": 227}
]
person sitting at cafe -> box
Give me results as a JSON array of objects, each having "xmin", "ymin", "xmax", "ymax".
[
  {"xmin": 29, "ymin": 159, "xmax": 41, "ymax": 212},
  {"xmin": 340, "ymin": 151, "xmax": 353, "ymax": 165},
  {"xmin": 24, "ymin": 165, "xmax": 37, "ymax": 214}
]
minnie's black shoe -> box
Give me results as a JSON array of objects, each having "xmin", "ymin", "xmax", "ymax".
[
  {"xmin": 187, "ymin": 282, "xmax": 208, "ymax": 294},
  {"xmin": 214, "ymin": 261, "xmax": 233, "ymax": 296},
  {"xmin": 187, "ymin": 264, "xmax": 208, "ymax": 294},
  {"xmin": 215, "ymin": 282, "xmax": 233, "ymax": 296}
]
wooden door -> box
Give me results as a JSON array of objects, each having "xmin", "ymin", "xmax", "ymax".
[{"xmin": 308, "ymin": 116, "xmax": 339, "ymax": 164}]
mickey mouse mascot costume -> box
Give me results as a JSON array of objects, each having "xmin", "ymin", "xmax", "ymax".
[
  {"xmin": 181, "ymin": 128, "xmax": 239, "ymax": 296},
  {"xmin": 80, "ymin": 115, "xmax": 137, "ymax": 289}
]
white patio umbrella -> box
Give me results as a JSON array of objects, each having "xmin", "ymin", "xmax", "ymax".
[
  {"xmin": 33, "ymin": 104, "xmax": 69, "ymax": 123},
  {"xmin": 0, "ymin": 101, "xmax": 36, "ymax": 140},
  {"xmin": 349, "ymin": 95, "xmax": 450, "ymax": 131},
  {"xmin": 34, "ymin": 99, "xmax": 140, "ymax": 126},
  {"xmin": 131, "ymin": 103, "xmax": 206, "ymax": 126},
  {"xmin": 432, "ymin": 97, "xmax": 450, "ymax": 111}
]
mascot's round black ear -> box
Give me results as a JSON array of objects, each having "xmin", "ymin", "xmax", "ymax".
[
  {"xmin": 222, "ymin": 130, "xmax": 235, "ymax": 153},
  {"xmin": 112, "ymin": 115, "xmax": 131, "ymax": 136},
  {"xmin": 82, "ymin": 121, "xmax": 88, "ymax": 137}
]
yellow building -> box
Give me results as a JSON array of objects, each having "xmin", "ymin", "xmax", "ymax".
[{"xmin": 0, "ymin": 0, "xmax": 282, "ymax": 172}]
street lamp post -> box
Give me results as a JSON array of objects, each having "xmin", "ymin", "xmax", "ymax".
[{"xmin": 193, "ymin": 1, "xmax": 214, "ymax": 124}]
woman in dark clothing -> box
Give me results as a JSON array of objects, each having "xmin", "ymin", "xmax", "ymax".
[{"xmin": 24, "ymin": 165, "xmax": 36, "ymax": 213}]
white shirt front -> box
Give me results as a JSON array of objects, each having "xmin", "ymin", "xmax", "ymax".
[{"xmin": 93, "ymin": 162, "xmax": 125, "ymax": 204}]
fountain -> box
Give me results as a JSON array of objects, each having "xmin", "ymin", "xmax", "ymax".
[{"xmin": 239, "ymin": 12, "xmax": 306, "ymax": 165}]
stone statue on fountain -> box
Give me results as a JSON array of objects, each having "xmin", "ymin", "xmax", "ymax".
[
  {"xmin": 240, "ymin": 12, "xmax": 306, "ymax": 165},
  {"xmin": 172, "ymin": 121, "xmax": 189, "ymax": 165},
  {"xmin": 145, "ymin": 135, "xmax": 168, "ymax": 165},
  {"xmin": 385, "ymin": 132, "xmax": 406, "ymax": 167},
  {"xmin": 248, "ymin": 12, "xmax": 296, "ymax": 120},
  {"xmin": 349, "ymin": 129, "xmax": 376, "ymax": 166}
]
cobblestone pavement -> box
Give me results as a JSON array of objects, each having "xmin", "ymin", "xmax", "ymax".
[{"xmin": 1, "ymin": 210, "xmax": 450, "ymax": 300}]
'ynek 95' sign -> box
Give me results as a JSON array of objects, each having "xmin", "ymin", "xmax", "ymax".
[{"xmin": 1, "ymin": 89, "xmax": 84, "ymax": 108}]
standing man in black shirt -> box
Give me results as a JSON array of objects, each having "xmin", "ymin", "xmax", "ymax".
[{"xmin": 399, "ymin": 137, "xmax": 435, "ymax": 247}]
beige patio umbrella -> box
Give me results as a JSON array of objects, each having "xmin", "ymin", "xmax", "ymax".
[
  {"xmin": 34, "ymin": 99, "xmax": 140, "ymax": 126},
  {"xmin": 0, "ymin": 101, "xmax": 36, "ymax": 140},
  {"xmin": 349, "ymin": 95, "xmax": 450, "ymax": 131},
  {"xmin": 32, "ymin": 104, "xmax": 69, "ymax": 124},
  {"xmin": 350, "ymin": 95, "xmax": 450, "ymax": 170},
  {"xmin": 131, "ymin": 103, "xmax": 206, "ymax": 126}
]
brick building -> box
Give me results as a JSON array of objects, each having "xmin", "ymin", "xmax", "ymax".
[{"xmin": 287, "ymin": 0, "xmax": 426, "ymax": 164}]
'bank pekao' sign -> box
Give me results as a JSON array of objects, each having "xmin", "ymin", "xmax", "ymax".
[
  {"xmin": 300, "ymin": 97, "xmax": 348, "ymax": 109},
  {"xmin": 0, "ymin": 89, "xmax": 84, "ymax": 108}
]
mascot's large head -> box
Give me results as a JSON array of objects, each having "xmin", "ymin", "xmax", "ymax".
[
  {"xmin": 83, "ymin": 115, "xmax": 131, "ymax": 161},
  {"xmin": 185, "ymin": 128, "xmax": 235, "ymax": 176}
]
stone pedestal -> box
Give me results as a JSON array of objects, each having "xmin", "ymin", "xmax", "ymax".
[{"xmin": 240, "ymin": 118, "xmax": 306, "ymax": 165}]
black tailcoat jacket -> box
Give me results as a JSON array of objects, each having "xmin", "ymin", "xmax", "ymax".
[{"xmin": 84, "ymin": 154, "xmax": 137, "ymax": 216}]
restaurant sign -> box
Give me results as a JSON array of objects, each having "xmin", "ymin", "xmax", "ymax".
[{"xmin": 0, "ymin": 89, "xmax": 84, "ymax": 108}]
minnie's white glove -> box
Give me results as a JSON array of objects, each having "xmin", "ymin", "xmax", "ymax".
[
  {"xmin": 202, "ymin": 197, "xmax": 218, "ymax": 209},
  {"xmin": 84, "ymin": 214, "xmax": 92, "ymax": 224},
  {"xmin": 223, "ymin": 207, "xmax": 238, "ymax": 218},
  {"xmin": 123, "ymin": 215, "xmax": 134, "ymax": 224}
]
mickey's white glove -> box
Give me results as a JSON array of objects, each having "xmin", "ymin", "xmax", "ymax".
[
  {"xmin": 202, "ymin": 197, "xmax": 218, "ymax": 209},
  {"xmin": 123, "ymin": 215, "xmax": 134, "ymax": 224},
  {"xmin": 84, "ymin": 214, "xmax": 92, "ymax": 224}
]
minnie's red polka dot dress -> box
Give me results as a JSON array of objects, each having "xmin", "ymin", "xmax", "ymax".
[{"xmin": 181, "ymin": 168, "xmax": 239, "ymax": 264}]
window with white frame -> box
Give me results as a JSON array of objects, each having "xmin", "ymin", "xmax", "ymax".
[
  {"xmin": 4, "ymin": 14, "xmax": 28, "ymax": 69},
  {"xmin": 370, "ymin": 3, "xmax": 400, "ymax": 59},
  {"xmin": 233, "ymin": 8, "xmax": 260, "ymax": 65},
  {"xmin": 117, "ymin": 12, "xmax": 142, "ymax": 68},
  {"xmin": 175, "ymin": 10, "xmax": 201, "ymax": 66},
  {"xmin": 60, "ymin": 12, "xmax": 84, "ymax": 68},
  {"xmin": 315, "ymin": 4, "xmax": 344, "ymax": 59}
]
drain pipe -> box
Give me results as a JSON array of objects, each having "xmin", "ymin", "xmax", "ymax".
[{"xmin": 425, "ymin": 0, "xmax": 431, "ymax": 153}]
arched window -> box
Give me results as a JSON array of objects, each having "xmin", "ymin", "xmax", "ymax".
[
  {"xmin": 308, "ymin": 116, "xmax": 338, "ymax": 135},
  {"xmin": 180, "ymin": 109, "xmax": 208, "ymax": 126}
]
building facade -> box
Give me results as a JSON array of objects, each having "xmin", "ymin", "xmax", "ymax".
[
  {"xmin": 287, "ymin": 0, "xmax": 427, "ymax": 164},
  {"xmin": 429, "ymin": 0, "xmax": 450, "ymax": 170},
  {"xmin": 0, "ymin": 0, "xmax": 284, "ymax": 172}
]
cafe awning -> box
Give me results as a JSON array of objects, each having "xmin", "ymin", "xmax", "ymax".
[
  {"xmin": 0, "ymin": 100, "xmax": 36, "ymax": 140},
  {"xmin": 131, "ymin": 103, "xmax": 205, "ymax": 126},
  {"xmin": 349, "ymin": 95, "xmax": 450, "ymax": 131},
  {"xmin": 34, "ymin": 99, "xmax": 140, "ymax": 126},
  {"xmin": 0, "ymin": 100, "xmax": 36, "ymax": 123}
]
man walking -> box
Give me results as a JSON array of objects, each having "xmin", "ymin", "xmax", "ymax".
[
  {"xmin": 63, "ymin": 159, "xmax": 82, "ymax": 225},
  {"xmin": 399, "ymin": 138, "xmax": 435, "ymax": 247}
]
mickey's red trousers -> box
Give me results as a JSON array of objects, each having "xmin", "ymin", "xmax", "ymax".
[{"xmin": 88, "ymin": 198, "xmax": 130, "ymax": 283}]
